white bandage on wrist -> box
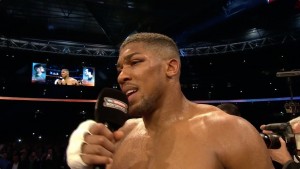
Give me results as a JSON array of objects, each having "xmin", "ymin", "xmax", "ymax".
[{"xmin": 66, "ymin": 120, "xmax": 96, "ymax": 169}]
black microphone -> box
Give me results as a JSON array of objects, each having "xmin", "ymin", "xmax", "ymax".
[
  {"xmin": 95, "ymin": 87, "xmax": 129, "ymax": 131},
  {"xmin": 94, "ymin": 88, "xmax": 129, "ymax": 169}
]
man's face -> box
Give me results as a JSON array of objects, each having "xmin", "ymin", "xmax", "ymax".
[
  {"xmin": 84, "ymin": 69, "xmax": 89, "ymax": 75},
  {"xmin": 61, "ymin": 69, "xmax": 68, "ymax": 78},
  {"xmin": 37, "ymin": 66, "xmax": 44, "ymax": 73},
  {"xmin": 116, "ymin": 42, "xmax": 167, "ymax": 116}
]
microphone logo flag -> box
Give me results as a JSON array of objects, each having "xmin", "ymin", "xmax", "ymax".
[{"xmin": 103, "ymin": 97, "xmax": 128, "ymax": 114}]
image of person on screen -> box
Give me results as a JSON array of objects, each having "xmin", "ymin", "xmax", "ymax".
[
  {"xmin": 32, "ymin": 63, "xmax": 46, "ymax": 83},
  {"xmin": 82, "ymin": 67, "xmax": 95, "ymax": 86},
  {"xmin": 54, "ymin": 68, "xmax": 79, "ymax": 85}
]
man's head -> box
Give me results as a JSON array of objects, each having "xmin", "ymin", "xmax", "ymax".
[
  {"xmin": 61, "ymin": 69, "xmax": 70, "ymax": 78},
  {"xmin": 217, "ymin": 103, "xmax": 241, "ymax": 116},
  {"xmin": 84, "ymin": 68, "xmax": 93, "ymax": 76},
  {"xmin": 120, "ymin": 33, "xmax": 179, "ymax": 55},
  {"xmin": 117, "ymin": 32, "xmax": 181, "ymax": 117},
  {"xmin": 34, "ymin": 64, "xmax": 45, "ymax": 74}
]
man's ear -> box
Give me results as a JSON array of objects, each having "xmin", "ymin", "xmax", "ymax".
[{"xmin": 166, "ymin": 58, "xmax": 180, "ymax": 77}]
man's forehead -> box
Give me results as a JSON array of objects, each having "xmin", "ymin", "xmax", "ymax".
[
  {"xmin": 118, "ymin": 44, "xmax": 140, "ymax": 59},
  {"xmin": 120, "ymin": 41, "xmax": 146, "ymax": 51}
]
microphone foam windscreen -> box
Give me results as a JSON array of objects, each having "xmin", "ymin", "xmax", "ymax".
[{"xmin": 95, "ymin": 88, "xmax": 129, "ymax": 130}]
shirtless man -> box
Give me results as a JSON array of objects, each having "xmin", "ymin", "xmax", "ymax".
[
  {"xmin": 66, "ymin": 32, "xmax": 274, "ymax": 169},
  {"xmin": 55, "ymin": 68, "xmax": 79, "ymax": 85}
]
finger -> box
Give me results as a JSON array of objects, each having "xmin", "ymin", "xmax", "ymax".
[
  {"xmin": 262, "ymin": 130, "xmax": 273, "ymax": 134},
  {"xmin": 279, "ymin": 137, "xmax": 287, "ymax": 148},
  {"xmin": 82, "ymin": 142, "xmax": 114, "ymax": 157},
  {"xmin": 260, "ymin": 125, "xmax": 274, "ymax": 134},
  {"xmin": 81, "ymin": 152, "xmax": 113, "ymax": 166},
  {"xmin": 89, "ymin": 123, "xmax": 115, "ymax": 141},
  {"xmin": 113, "ymin": 130, "xmax": 125, "ymax": 141},
  {"xmin": 260, "ymin": 125, "xmax": 266, "ymax": 130},
  {"xmin": 84, "ymin": 134, "xmax": 115, "ymax": 154}
]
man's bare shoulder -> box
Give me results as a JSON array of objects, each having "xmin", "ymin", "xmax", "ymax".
[
  {"xmin": 190, "ymin": 103, "xmax": 254, "ymax": 133},
  {"xmin": 188, "ymin": 104, "xmax": 273, "ymax": 169}
]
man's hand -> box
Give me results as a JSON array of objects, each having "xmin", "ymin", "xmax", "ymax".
[
  {"xmin": 81, "ymin": 123, "xmax": 124, "ymax": 166},
  {"xmin": 268, "ymin": 137, "xmax": 293, "ymax": 165},
  {"xmin": 66, "ymin": 120, "xmax": 125, "ymax": 169},
  {"xmin": 260, "ymin": 124, "xmax": 293, "ymax": 165}
]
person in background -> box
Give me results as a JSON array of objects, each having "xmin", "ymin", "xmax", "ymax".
[
  {"xmin": 8, "ymin": 153, "xmax": 28, "ymax": 169},
  {"xmin": 261, "ymin": 116, "xmax": 300, "ymax": 169},
  {"xmin": 217, "ymin": 103, "xmax": 241, "ymax": 116},
  {"xmin": 66, "ymin": 32, "xmax": 274, "ymax": 169},
  {"xmin": 83, "ymin": 68, "xmax": 94, "ymax": 81},
  {"xmin": 0, "ymin": 152, "xmax": 11, "ymax": 169},
  {"xmin": 54, "ymin": 68, "xmax": 79, "ymax": 85},
  {"xmin": 81, "ymin": 67, "xmax": 94, "ymax": 86},
  {"xmin": 32, "ymin": 63, "xmax": 46, "ymax": 83},
  {"xmin": 28, "ymin": 151, "xmax": 41, "ymax": 169},
  {"xmin": 41, "ymin": 147, "xmax": 60, "ymax": 169}
]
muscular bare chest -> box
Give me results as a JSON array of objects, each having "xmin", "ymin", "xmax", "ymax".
[{"xmin": 111, "ymin": 123, "xmax": 222, "ymax": 169}]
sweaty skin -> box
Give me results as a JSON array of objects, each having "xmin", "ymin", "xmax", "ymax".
[
  {"xmin": 79, "ymin": 41, "xmax": 274, "ymax": 169},
  {"xmin": 108, "ymin": 107, "xmax": 272, "ymax": 169},
  {"xmin": 79, "ymin": 43, "xmax": 273, "ymax": 169}
]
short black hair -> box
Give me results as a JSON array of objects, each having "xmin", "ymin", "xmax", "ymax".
[
  {"xmin": 217, "ymin": 103, "xmax": 241, "ymax": 116},
  {"xmin": 34, "ymin": 63, "xmax": 43, "ymax": 70}
]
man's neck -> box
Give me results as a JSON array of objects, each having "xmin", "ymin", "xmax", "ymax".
[{"xmin": 143, "ymin": 92, "xmax": 190, "ymax": 134}]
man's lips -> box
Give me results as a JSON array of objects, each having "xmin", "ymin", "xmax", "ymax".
[
  {"xmin": 123, "ymin": 88, "xmax": 138, "ymax": 103},
  {"xmin": 125, "ymin": 89, "xmax": 137, "ymax": 97}
]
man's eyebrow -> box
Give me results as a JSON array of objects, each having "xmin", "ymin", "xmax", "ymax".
[{"xmin": 116, "ymin": 52, "xmax": 139, "ymax": 69}]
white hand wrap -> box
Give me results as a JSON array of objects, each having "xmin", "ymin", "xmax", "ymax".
[{"xmin": 66, "ymin": 120, "xmax": 97, "ymax": 169}]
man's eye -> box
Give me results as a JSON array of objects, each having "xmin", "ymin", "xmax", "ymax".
[
  {"xmin": 117, "ymin": 68, "xmax": 122, "ymax": 74},
  {"xmin": 131, "ymin": 60, "xmax": 140, "ymax": 65}
]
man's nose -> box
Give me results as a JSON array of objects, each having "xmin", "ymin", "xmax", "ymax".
[{"xmin": 117, "ymin": 69, "xmax": 131, "ymax": 84}]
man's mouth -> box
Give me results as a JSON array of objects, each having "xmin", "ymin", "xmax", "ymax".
[{"xmin": 126, "ymin": 89, "xmax": 137, "ymax": 97}]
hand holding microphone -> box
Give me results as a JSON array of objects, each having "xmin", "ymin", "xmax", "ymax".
[
  {"xmin": 92, "ymin": 88, "xmax": 129, "ymax": 169},
  {"xmin": 66, "ymin": 88, "xmax": 129, "ymax": 169}
]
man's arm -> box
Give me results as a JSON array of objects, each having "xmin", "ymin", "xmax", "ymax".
[
  {"xmin": 194, "ymin": 110, "xmax": 274, "ymax": 169},
  {"xmin": 211, "ymin": 114, "xmax": 275, "ymax": 169}
]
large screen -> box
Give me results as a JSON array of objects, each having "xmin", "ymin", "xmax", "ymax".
[
  {"xmin": 31, "ymin": 62, "xmax": 95, "ymax": 86},
  {"xmin": 31, "ymin": 62, "xmax": 47, "ymax": 83}
]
